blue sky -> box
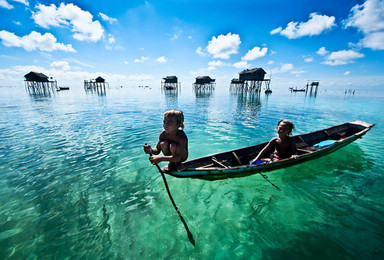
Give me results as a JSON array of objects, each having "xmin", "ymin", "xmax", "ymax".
[{"xmin": 1, "ymin": 0, "xmax": 384, "ymax": 89}]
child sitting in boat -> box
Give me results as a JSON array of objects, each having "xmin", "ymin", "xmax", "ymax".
[
  {"xmin": 250, "ymin": 119, "xmax": 298, "ymax": 165},
  {"xmin": 143, "ymin": 110, "xmax": 188, "ymax": 172}
]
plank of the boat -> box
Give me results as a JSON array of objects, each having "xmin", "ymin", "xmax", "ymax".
[
  {"xmin": 232, "ymin": 152, "xmax": 242, "ymax": 165},
  {"xmin": 297, "ymin": 148, "xmax": 313, "ymax": 154},
  {"xmin": 199, "ymin": 163, "xmax": 215, "ymax": 168},
  {"xmin": 212, "ymin": 157, "xmax": 229, "ymax": 168}
]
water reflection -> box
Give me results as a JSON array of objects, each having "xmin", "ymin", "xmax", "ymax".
[
  {"xmin": 26, "ymin": 86, "xmax": 55, "ymax": 100},
  {"xmin": 194, "ymin": 88, "xmax": 214, "ymax": 98},
  {"xmin": 233, "ymin": 92, "xmax": 262, "ymax": 116},
  {"xmin": 85, "ymin": 86, "xmax": 107, "ymax": 96},
  {"xmin": 305, "ymin": 87, "xmax": 318, "ymax": 97},
  {"xmin": 162, "ymin": 88, "xmax": 179, "ymax": 107},
  {"xmin": 289, "ymin": 88, "xmax": 318, "ymax": 98}
]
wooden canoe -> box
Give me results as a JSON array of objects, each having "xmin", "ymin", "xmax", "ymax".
[{"xmin": 166, "ymin": 120, "xmax": 374, "ymax": 180}]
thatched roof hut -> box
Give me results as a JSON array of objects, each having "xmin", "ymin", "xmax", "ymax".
[
  {"xmin": 231, "ymin": 78, "xmax": 244, "ymax": 84},
  {"xmin": 239, "ymin": 68, "xmax": 266, "ymax": 81},
  {"xmin": 24, "ymin": 71, "xmax": 50, "ymax": 82},
  {"xmin": 195, "ymin": 76, "xmax": 215, "ymax": 84},
  {"xmin": 163, "ymin": 76, "xmax": 178, "ymax": 83},
  {"xmin": 95, "ymin": 76, "xmax": 105, "ymax": 83}
]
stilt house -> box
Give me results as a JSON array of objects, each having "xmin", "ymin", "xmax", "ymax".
[
  {"xmin": 24, "ymin": 71, "xmax": 57, "ymax": 91},
  {"xmin": 161, "ymin": 76, "xmax": 180, "ymax": 90}
]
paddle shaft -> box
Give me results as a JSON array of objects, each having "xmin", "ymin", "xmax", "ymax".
[
  {"xmin": 149, "ymin": 153, "xmax": 195, "ymax": 246},
  {"xmin": 259, "ymin": 172, "xmax": 281, "ymax": 191}
]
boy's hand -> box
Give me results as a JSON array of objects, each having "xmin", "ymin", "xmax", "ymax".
[
  {"xmin": 143, "ymin": 143, "xmax": 152, "ymax": 154},
  {"xmin": 149, "ymin": 156, "xmax": 161, "ymax": 164}
]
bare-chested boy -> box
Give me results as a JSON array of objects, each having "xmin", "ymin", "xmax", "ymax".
[
  {"xmin": 250, "ymin": 119, "xmax": 298, "ymax": 165},
  {"xmin": 143, "ymin": 110, "xmax": 188, "ymax": 172}
]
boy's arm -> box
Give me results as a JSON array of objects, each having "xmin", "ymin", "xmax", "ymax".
[
  {"xmin": 149, "ymin": 139, "xmax": 161, "ymax": 155},
  {"xmin": 251, "ymin": 138, "xmax": 275, "ymax": 163},
  {"xmin": 143, "ymin": 133, "xmax": 163, "ymax": 155},
  {"xmin": 150, "ymin": 134, "xmax": 187, "ymax": 164},
  {"xmin": 144, "ymin": 143, "xmax": 160, "ymax": 155}
]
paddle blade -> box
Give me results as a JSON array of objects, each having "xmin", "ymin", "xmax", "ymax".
[{"xmin": 180, "ymin": 217, "xmax": 195, "ymax": 246}]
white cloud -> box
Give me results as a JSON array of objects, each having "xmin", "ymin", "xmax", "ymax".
[
  {"xmin": 304, "ymin": 57, "xmax": 313, "ymax": 62},
  {"xmin": 344, "ymin": 0, "xmax": 384, "ymax": 50},
  {"xmin": 50, "ymin": 61, "xmax": 70, "ymax": 71},
  {"xmin": 13, "ymin": 0, "xmax": 28, "ymax": 5},
  {"xmin": 205, "ymin": 33, "xmax": 241, "ymax": 59},
  {"xmin": 99, "ymin": 12, "xmax": 117, "ymax": 23},
  {"xmin": 124, "ymin": 61, "xmax": 129, "ymax": 65},
  {"xmin": 134, "ymin": 56, "xmax": 149, "ymax": 63},
  {"xmin": 105, "ymin": 34, "xmax": 121, "ymax": 50},
  {"xmin": 196, "ymin": 46, "xmax": 207, "ymax": 56},
  {"xmin": 1, "ymin": 64, "xmax": 155, "ymax": 87},
  {"xmin": 270, "ymin": 27, "xmax": 282, "ymax": 35},
  {"xmin": 275, "ymin": 12, "xmax": 336, "ymax": 39},
  {"xmin": 344, "ymin": 0, "xmax": 384, "ymax": 34},
  {"xmin": 0, "ymin": 0, "xmax": 28, "ymax": 9},
  {"xmin": 156, "ymin": 56, "xmax": 167, "ymax": 63},
  {"xmin": 267, "ymin": 60, "xmax": 274, "ymax": 65},
  {"xmin": 170, "ymin": 30, "xmax": 182, "ymax": 41},
  {"xmin": 0, "ymin": 0, "xmax": 13, "ymax": 9},
  {"xmin": 32, "ymin": 3, "xmax": 104, "ymax": 42},
  {"xmin": 291, "ymin": 70, "xmax": 305, "ymax": 74},
  {"xmin": 208, "ymin": 60, "xmax": 229, "ymax": 67},
  {"xmin": 273, "ymin": 63, "xmax": 294, "ymax": 73},
  {"xmin": 0, "ymin": 30, "xmax": 76, "ymax": 52},
  {"xmin": 345, "ymin": 71, "xmax": 351, "ymax": 75},
  {"xmin": 322, "ymin": 50, "xmax": 364, "ymax": 66},
  {"xmin": 317, "ymin": 47, "xmax": 329, "ymax": 56},
  {"xmin": 242, "ymin": 46, "xmax": 268, "ymax": 61},
  {"xmin": 360, "ymin": 31, "xmax": 384, "ymax": 50},
  {"xmin": 107, "ymin": 35, "xmax": 116, "ymax": 44},
  {"xmin": 67, "ymin": 58, "xmax": 94, "ymax": 68},
  {"xmin": 232, "ymin": 61, "xmax": 249, "ymax": 69}
]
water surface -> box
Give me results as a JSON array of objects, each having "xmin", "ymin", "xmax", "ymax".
[{"xmin": 0, "ymin": 85, "xmax": 383, "ymax": 259}]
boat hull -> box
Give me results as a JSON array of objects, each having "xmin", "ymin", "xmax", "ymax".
[{"xmin": 165, "ymin": 121, "xmax": 374, "ymax": 180}]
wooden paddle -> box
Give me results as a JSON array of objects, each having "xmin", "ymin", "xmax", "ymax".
[
  {"xmin": 259, "ymin": 172, "xmax": 281, "ymax": 191},
  {"xmin": 147, "ymin": 148, "xmax": 195, "ymax": 246}
]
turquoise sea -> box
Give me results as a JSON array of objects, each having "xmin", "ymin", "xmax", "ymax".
[{"xmin": 0, "ymin": 85, "xmax": 383, "ymax": 259}]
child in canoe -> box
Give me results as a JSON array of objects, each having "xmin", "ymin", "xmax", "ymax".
[
  {"xmin": 250, "ymin": 119, "xmax": 298, "ymax": 165},
  {"xmin": 144, "ymin": 110, "xmax": 188, "ymax": 172}
]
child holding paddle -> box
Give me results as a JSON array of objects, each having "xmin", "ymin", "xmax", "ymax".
[
  {"xmin": 144, "ymin": 110, "xmax": 188, "ymax": 172},
  {"xmin": 250, "ymin": 119, "xmax": 298, "ymax": 165}
]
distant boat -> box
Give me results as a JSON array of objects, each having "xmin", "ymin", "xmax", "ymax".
[
  {"xmin": 161, "ymin": 121, "xmax": 374, "ymax": 180},
  {"xmin": 289, "ymin": 87, "xmax": 305, "ymax": 92},
  {"xmin": 58, "ymin": 86, "xmax": 69, "ymax": 91}
]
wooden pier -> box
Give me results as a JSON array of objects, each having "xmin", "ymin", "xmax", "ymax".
[
  {"xmin": 161, "ymin": 76, "xmax": 180, "ymax": 90},
  {"xmin": 306, "ymin": 81, "xmax": 319, "ymax": 95},
  {"xmin": 230, "ymin": 68, "xmax": 271, "ymax": 94},
  {"xmin": 193, "ymin": 76, "xmax": 215, "ymax": 91},
  {"xmin": 289, "ymin": 81, "xmax": 319, "ymax": 95},
  {"xmin": 84, "ymin": 76, "xmax": 109, "ymax": 90},
  {"xmin": 24, "ymin": 71, "xmax": 57, "ymax": 93}
]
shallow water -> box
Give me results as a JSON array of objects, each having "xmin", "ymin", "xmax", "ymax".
[{"xmin": 0, "ymin": 86, "xmax": 383, "ymax": 259}]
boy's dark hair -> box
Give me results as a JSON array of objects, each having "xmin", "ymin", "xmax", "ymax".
[
  {"xmin": 278, "ymin": 119, "xmax": 294, "ymax": 135},
  {"xmin": 164, "ymin": 110, "xmax": 185, "ymax": 129}
]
